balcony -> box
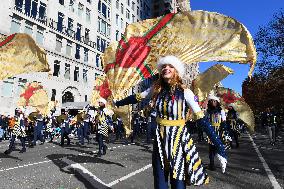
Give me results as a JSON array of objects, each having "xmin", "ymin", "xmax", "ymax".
[{"xmin": 48, "ymin": 18, "xmax": 96, "ymax": 49}]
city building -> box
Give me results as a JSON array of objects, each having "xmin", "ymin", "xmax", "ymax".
[{"xmin": 0, "ymin": 0, "xmax": 152, "ymax": 115}]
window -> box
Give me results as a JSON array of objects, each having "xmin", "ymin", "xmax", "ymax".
[
  {"xmin": 86, "ymin": 8, "xmax": 91, "ymax": 23},
  {"xmin": 67, "ymin": 17, "xmax": 73, "ymax": 36},
  {"xmin": 131, "ymin": 2, "xmax": 135, "ymax": 10},
  {"xmin": 127, "ymin": 0, "xmax": 130, "ymax": 6},
  {"xmin": 10, "ymin": 17, "xmax": 21, "ymax": 33},
  {"xmin": 78, "ymin": 3, "xmax": 84, "ymax": 17},
  {"xmin": 24, "ymin": 21, "xmax": 33, "ymax": 36},
  {"xmin": 107, "ymin": 25, "xmax": 110, "ymax": 37},
  {"xmin": 38, "ymin": 2, "xmax": 46, "ymax": 21},
  {"xmin": 126, "ymin": 9, "xmax": 130, "ymax": 19},
  {"xmin": 116, "ymin": 30, "xmax": 119, "ymax": 41},
  {"xmin": 64, "ymin": 63, "xmax": 70, "ymax": 79},
  {"xmin": 132, "ymin": 15, "xmax": 135, "ymax": 23},
  {"xmin": 85, "ymin": 28, "xmax": 90, "ymax": 42},
  {"xmin": 66, "ymin": 41, "xmax": 72, "ymax": 56},
  {"xmin": 116, "ymin": 0, "xmax": 119, "ymax": 9},
  {"xmin": 102, "ymin": 3, "xmax": 107, "ymax": 18},
  {"xmin": 59, "ymin": 0, "xmax": 64, "ymax": 5},
  {"xmin": 97, "ymin": 18, "xmax": 101, "ymax": 32},
  {"xmin": 101, "ymin": 20, "xmax": 106, "ymax": 35},
  {"xmin": 96, "ymin": 54, "xmax": 100, "ymax": 67},
  {"xmin": 98, "ymin": 0, "xmax": 101, "ymax": 12},
  {"xmin": 101, "ymin": 38, "xmax": 106, "ymax": 52},
  {"xmin": 87, "ymin": 0, "xmax": 91, "ymax": 3},
  {"xmin": 76, "ymin": 23, "xmax": 81, "ymax": 41},
  {"xmin": 51, "ymin": 89, "xmax": 56, "ymax": 101},
  {"xmin": 74, "ymin": 66, "xmax": 79, "ymax": 81},
  {"xmin": 55, "ymin": 36, "xmax": 62, "ymax": 52},
  {"xmin": 84, "ymin": 48, "xmax": 88, "ymax": 62},
  {"xmin": 116, "ymin": 14, "xmax": 119, "ymax": 26},
  {"xmin": 83, "ymin": 69, "xmax": 88, "ymax": 83},
  {"xmin": 36, "ymin": 27, "xmax": 44, "ymax": 45},
  {"xmin": 137, "ymin": 7, "xmax": 139, "ymax": 16},
  {"xmin": 75, "ymin": 44, "xmax": 80, "ymax": 59},
  {"xmin": 25, "ymin": 0, "xmax": 31, "ymax": 16},
  {"xmin": 31, "ymin": 0, "xmax": 38, "ymax": 18},
  {"xmin": 85, "ymin": 95, "xmax": 87, "ymax": 101},
  {"xmin": 69, "ymin": 0, "xmax": 75, "ymax": 12},
  {"xmin": 97, "ymin": 36, "xmax": 100, "ymax": 51},
  {"xmin": 121, "ymin": 3, "xmax": 123, "ymax": 14},
  {"xmin": 120, "ymin": 18, "xmax": 123, "ymax": 28},
  {"xmin": 107, "ymin": 8, "xmax": 110, "ymax": 19},
  {"xmin": 53, "ymin": 61, "xmax": 60, "ymax": 77},
  {"xmin": 57, "ymin": 12, "xmax": 64, "ymax": 32},
  {"xmin": 15, "ymin": 0, "xmax": 24, "ymax": 12}
]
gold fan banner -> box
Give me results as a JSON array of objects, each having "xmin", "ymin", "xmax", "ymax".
[
  {"xmin": 101, "ymin": 11, "xmax": 257, "ymax": 99},
  {"xmin": 216, "ymin": 87, "xmax": 255, "ymax": 133},
  {"xmin": 18, "ymin": 82, "xmax": 49, "ymax": 115},
  {"xmin": 192, "ymin": 64, "xmax": 234, "ymax": 102},
  {"xmin": 0, "ymin": 33, "xmax": 49, "ymax": 80}
]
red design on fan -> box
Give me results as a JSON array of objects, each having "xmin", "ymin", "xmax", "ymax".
[
  {"xmin": 109, "ymin": 13, "xmax": 175, "ymax": 78},
  {"xmin": 20, "ymin": 84, "xmax": 43, "ymax": 106},
  {"xmin": 96, "ymin": 79, "xmax": 112, "ymax": 99},
  {"xmin": 219, "ymin": 89, "xmax": 242, "ymax": 104}
]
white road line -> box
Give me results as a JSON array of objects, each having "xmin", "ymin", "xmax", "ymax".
[
  {"xmin": 248, "ymin": 134, "xmax": 282, "ymax": 189},
  {"xmin": 70, "ymin": 163, "xmax": 108, "ymax": 186},
  {"xmin": 0, "ymin": 160, "xmax": 52, "ymax": 172},
  {"xmin": 107, "ymin": 164, "xmax": 152, "ymax": 187}
]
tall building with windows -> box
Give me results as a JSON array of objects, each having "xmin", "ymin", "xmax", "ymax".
[
  {"xmin": 152, "ymin": 0, "xmax": 177, "ymax": 17},
  {"xmin": 0, "ymin": 0, "xmax": 152, "ymax": 115}
]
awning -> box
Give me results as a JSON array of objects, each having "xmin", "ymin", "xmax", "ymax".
[{"xmin": 61, "ymin": 101, "xmax": 90, "ymax": 110}]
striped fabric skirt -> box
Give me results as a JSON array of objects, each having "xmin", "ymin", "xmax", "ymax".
[{"xmin": 155, "ymin": 125, "xmax": 209, "ymax": 185}]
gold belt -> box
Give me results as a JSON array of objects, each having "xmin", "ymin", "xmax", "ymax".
[{"xmin": 156, "ymin": 118, "xmax": 185, "ymax": 127}]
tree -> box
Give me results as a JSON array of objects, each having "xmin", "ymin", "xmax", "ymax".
[{"xmin": 254, "ymin": 9, "xmax": 284, "ymax": 76}]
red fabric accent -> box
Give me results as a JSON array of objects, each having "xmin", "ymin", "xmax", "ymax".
[
  {"xmin": 219, "ymin": 89, "xmax": 242, "ymax": 104},
  {"xmin": 20, "ymin": 84, "xmax": 43, "ymax": 106},
  {"xmin": 113, "ymin": 13, "xmax": 175, "ymax": 79},
  {"xmin": 104, "ymin": 63, "xmax": 115, "ymax": 73},
  {"xmin": 96, "ymin": 79, "xmax": 112, "ymax": 99},
  {"xmin": 0, "ymin": 34, "xmax": 16, "ymax": 48}
]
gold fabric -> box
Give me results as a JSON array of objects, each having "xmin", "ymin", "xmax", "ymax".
[
  {"xmin": 101, "ymin": 11, "xmax": 256, "ymax": 100},
  {"xmin": 156, "ymin": 118, "xmax": 186, "ymax": 127},
  {"xmin": 18, "ymin": 82, "xmax": 49, "ymax": 115},
  {"xmin": 216, "ymin": 87, "xmax": 255, "ymax": 132},
  {"xmin": 193, "ymin": 64, "xmax": 234, "ymax": 102},
  {"xmin": 0, "ymin": 33, "xmax": 49, "ymax": 80}
]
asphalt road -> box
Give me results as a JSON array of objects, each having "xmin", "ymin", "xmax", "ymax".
[{"xmin": 0, "ymin": 130, "xmax": 283, "ymax": 189}]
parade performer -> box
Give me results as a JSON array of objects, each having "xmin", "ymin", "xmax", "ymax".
[
  {"xmin": 115, "ymin": 56, "xmax": 227, "ymax": 188},
  {"xmin": 4, "ymin": 112, "xmax": 27, "ymax": 154},
  {"xmin": 33, "ymin": 113, "xmax": 45, "ymax": 146},
  {"xmin": 226, "ymin": 104, "xmax": 240, "ymax": 148},
  {"xmin": 262, "ymin": 108, "xmax": 277, "ymax": 146},
  {"xmin": 95, "ymin": 98, "xmax": 113, "ymax": 156},
  {"xmin": 205, "ymin": 95, "xmax": 230, "ymax": 171},
  {"xmin": 60, "ymin": 114, "xmax": 71, "ymax": 146}
]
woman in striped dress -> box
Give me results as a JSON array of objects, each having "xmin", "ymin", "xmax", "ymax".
[
  {"xmin": 95, "ymin": 98, "xmax": 113, "ymax": 156},
  {"xmin": 205, "ymin": 95, "xmax": 230, "ymax": 171},
  {"xmin": 115, "ymin": 56, "xmax": 227, "ymax": 189}
]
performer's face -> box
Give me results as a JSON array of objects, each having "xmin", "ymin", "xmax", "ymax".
[
  {"xmin": 209, "ymin": 99, "xmax": 218, "ymax": 107},
  {"xmin": 161, "ymin": 64, "xmax": 176, "ymax": 80},
  {"xmin": 99, "ymin": 102, "xmax": 105, "ymax": 107}
]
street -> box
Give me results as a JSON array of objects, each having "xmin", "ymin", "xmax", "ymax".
[{"xmin": 0, "ymin": 130, "xmax": 283, "ymax": 189}]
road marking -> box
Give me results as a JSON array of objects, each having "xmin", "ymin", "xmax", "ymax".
[
  {"xmin": 106, "ymin": 164, "xmax": 152, "ymax": 187},
  {"xmin": 248, "ymin": 134, "xmax": 282, "ymax": 189},
  {"xmin": 71, "ymin": 163, "xmax": 108, "ymax": 186},
  {"xmin": 0, "ymin": 160, "xmax": 52, "ymax": 172}
]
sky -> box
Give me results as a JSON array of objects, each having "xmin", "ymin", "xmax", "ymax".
[{"xmin": 190, "ymin": 0, "xmax": 284, "ymax": 94}]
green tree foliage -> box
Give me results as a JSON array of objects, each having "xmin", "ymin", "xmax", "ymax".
[{"xmin": 254, "ymin": 9, "xmax": 284, "ymax": 76}]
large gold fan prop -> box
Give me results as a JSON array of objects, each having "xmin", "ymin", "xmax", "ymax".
[
  {"xmin": 0, "ymin": 33, "xmax": 50, "ymax": 81},
  {"xmin": 18, "ymin": 82, "xmax": 49, "ymax": 115},
  {"xmin": 215, "ymin": 87, "xmax": 255, "ymax": 133}
]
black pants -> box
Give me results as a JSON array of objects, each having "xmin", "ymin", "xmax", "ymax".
[
  {"xmin": 209, "ymin": 144, "xmax": 216, "ymax": 167},
  {"xmin": 9, "ymin": 135, "xmax": 26, "ymax": 150},
  {"xmin": 61, "ymin": 128, "xmax": 70, "ymax": 145},
  {"xmin": 97, "ymin": 134, "xmax": 106, "ymax": 154}
]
